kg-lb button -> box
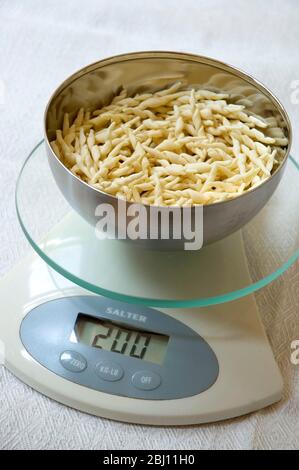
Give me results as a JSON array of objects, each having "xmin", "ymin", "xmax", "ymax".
[
  {"xmin": 95, "ymin": 361, "xmax": 124, "ymax": 382},
  {"xmin": 60, "ymin": 350, "xmax": 87, "ymax": 373},
  {"xmin": 132, "ymin": 370, "xmax": 161, "ymax": 390}
]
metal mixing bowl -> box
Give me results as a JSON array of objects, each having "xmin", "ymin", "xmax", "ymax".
[{"xmin": 44, "ymin": 51, "xmax": 292, "ymax": 250}]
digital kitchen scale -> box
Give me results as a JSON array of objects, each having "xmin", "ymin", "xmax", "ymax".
[{"xmin": 0, "ymin": 141, "xmax": 298, "ymax": 425}]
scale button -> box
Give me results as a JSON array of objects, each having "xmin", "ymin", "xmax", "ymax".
[
  {"xmin": 132, "ymin": 371, "xmax": 161, "ymax": 390},
  {"xmin": 60, "ymin": 350, "xmax": 87, "ymax": 373},
  {"xmin": 95, "ymin": 361, "xmax": 124, "ymax": 382}
]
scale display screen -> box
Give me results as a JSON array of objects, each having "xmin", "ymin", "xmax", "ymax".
[{"xmin": 71, "ymin": 313, "xmax": 169, "ymax": 365}]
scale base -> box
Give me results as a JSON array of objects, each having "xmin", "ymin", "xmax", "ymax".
[{"xmin": 0, "ymin": 247, "xmax": 283, "ymax": 425}]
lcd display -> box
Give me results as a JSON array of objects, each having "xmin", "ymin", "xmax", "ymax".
[{"xmin": 71, "ymin": 313, "xmax": 169, "ymax": 365}]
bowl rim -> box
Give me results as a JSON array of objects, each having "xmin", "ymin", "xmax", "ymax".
[{"xmin": 44, "ymin": 50, "xmax": 293, "ymax": 209}]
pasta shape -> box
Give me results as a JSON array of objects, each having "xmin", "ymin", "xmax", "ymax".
[{"xmin": 51, "ymin": 83, "xmax": 288, "ymax": 206}]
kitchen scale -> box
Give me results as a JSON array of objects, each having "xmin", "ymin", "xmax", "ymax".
[{"xmin": 0, "ymin": 141, "xmax": 298, "ymax": 425}]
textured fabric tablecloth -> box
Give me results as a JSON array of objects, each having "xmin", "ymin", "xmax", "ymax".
[{"xmin": 0, "ymin": 0, "xmax": 298, "ymax": 450}]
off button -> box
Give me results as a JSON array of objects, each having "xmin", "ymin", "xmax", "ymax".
[{"xmin": 132, "ymin": 370, "xmax": 161, "ymax": 391}]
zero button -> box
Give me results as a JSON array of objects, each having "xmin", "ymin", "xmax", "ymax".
[{"xmin": 60, "ymin": 350, "xmax": 87, "ymax": 373}]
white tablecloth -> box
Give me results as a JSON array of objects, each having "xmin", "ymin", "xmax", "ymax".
[{"xmin": 0, "ymin": 0, "xmax": 298, "ymax": 450}]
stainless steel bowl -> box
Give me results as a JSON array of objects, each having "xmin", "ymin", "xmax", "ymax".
[{"xmin": 44, "ymin": 51, "xmax": 292, "ymax": 250}]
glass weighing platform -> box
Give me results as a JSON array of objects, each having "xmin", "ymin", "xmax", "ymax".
[{"xmin": 0, "ymin": 141, "xmax": 298, "ymax": 425}]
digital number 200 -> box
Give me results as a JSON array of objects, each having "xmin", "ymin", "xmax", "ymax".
[{"xmin": 93, "ymin": 326, "xmax": 150, "ymax": 359}]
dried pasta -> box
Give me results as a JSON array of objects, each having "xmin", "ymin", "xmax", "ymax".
[{"xmin": 50, "ymin": 83, "xmax": 288, "ymax": 206}]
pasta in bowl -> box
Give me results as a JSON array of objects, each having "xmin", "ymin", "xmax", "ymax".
[
  {"xmin": 45, "ymin": 52, "xmax": 292, "ymax": 249},
  {"xmin": 50, "ymin": 82, "xmax": 288, "ymax": 206}
]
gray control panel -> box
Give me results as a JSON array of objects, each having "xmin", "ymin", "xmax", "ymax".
[{"xmin": 20, "ymin": 296, "xmax": 219, "ymax": 400}]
